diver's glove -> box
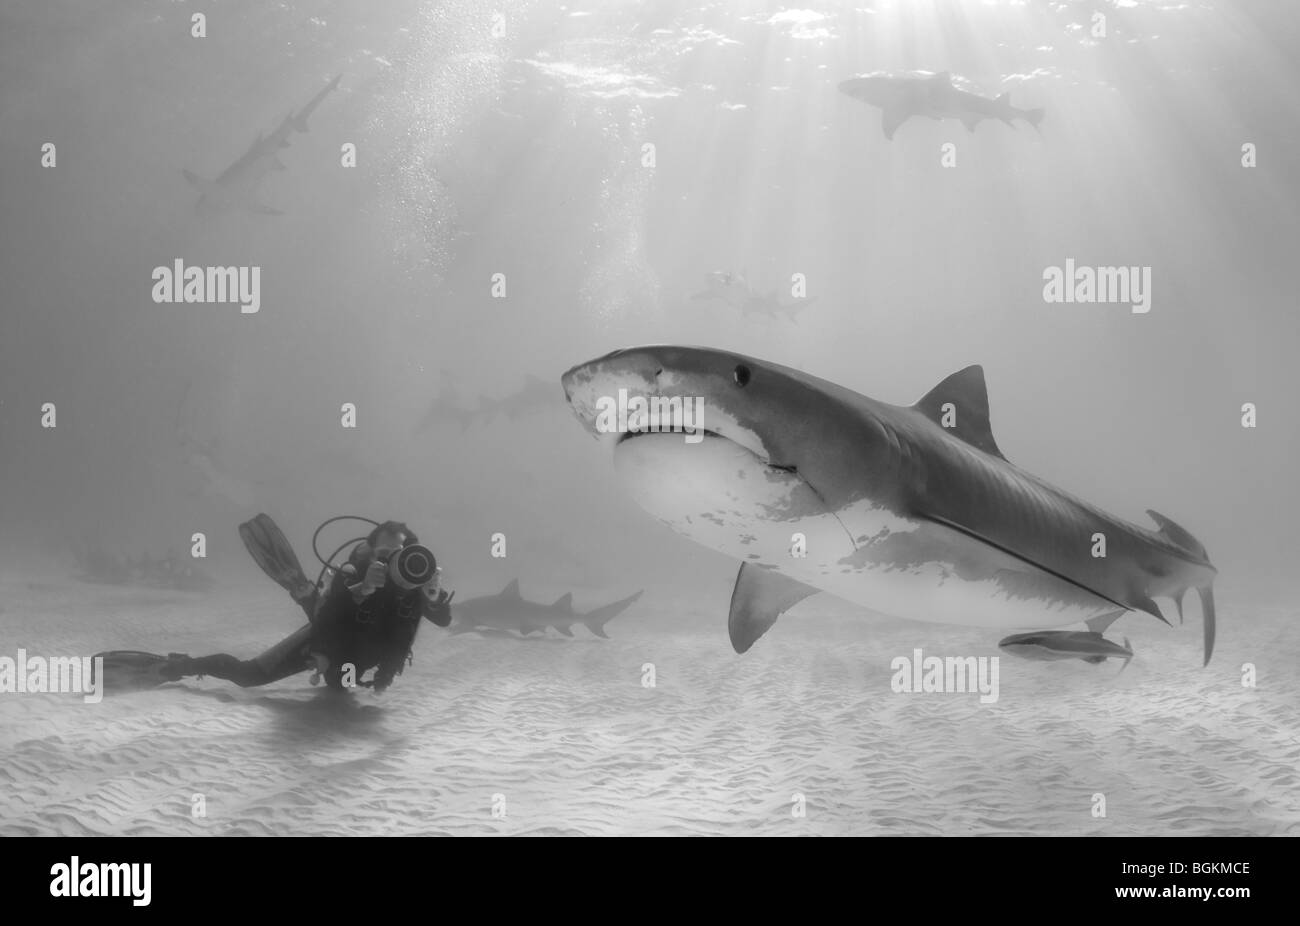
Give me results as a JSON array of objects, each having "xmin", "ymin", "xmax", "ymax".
[{"xmin": 343, "ymin": 560, "xmax": 388, "ymax": 602}]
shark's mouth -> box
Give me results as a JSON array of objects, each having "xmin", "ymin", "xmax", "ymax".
[
  {"xmin": 611, "ymin": 428, "xmax": 858, "ymax": 554},
  {"xmin": 615, "ymin": 428, "xmax": 728, "ymax": 446}
]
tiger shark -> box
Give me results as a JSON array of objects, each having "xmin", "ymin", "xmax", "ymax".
[
  {"xmin": 183, "ymin": 73, "xmax": 342, "ymax": 216},
  {"xmin": 838, "ymin": 71, "xmax": 1044, "ymax": 140},
  {"xmin": 449, "ymin": 580, "xmax": 644, "ymax": 638},
  {"xmin": 561, "ymin": 347, "xmax": 1217, "ymax": 664}
]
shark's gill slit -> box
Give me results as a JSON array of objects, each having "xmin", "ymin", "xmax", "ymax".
[{"xmin": 787, "ymin": 468, "xmax": 859, "ymax": 553}]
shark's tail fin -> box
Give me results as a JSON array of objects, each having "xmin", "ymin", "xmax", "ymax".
[
  {"xmin": 1118, "ymin": 637, "xmax": 1133, "ymax": 675},
  {"xmin": 1145, "ymin": 510, "xmax": 1216, "ymax": 666},
  {"xmin": 582, "ymin": 590, "xmax": 643, "ymax": 638},
  {"xmin": 1196, "ymin": 586, "xmax": 1216, "ymax": 667}
]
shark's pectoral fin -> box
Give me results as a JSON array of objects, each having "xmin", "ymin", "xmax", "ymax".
[
  {"xmin": 960, "ymin": 114, "xmax": 981, "ymax": 132},
  {"xmin": 880, "ymin": 105, "xmax": 912, "ymax": 140},
  {"xmin": 727, "ymin": 564, "xmax": 818, "ymax": 654},
  {"xmin": 250, "ymin": 203, "xmax": 284, "ymax": 216},
  {"xmin": 1084, "ymin": 610, "xmax": 1124, "ymax": 635}
]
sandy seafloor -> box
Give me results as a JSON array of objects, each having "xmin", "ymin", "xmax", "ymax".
[{"xmin": 1, "ymin": 568, "xmax": 1297, "ymax": 837}]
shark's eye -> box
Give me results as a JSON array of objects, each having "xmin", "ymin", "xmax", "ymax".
[{"xmin": 733, "ymin": 364, "xmax": 751, "ymax": 387}]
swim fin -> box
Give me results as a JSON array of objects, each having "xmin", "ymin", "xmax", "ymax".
[
  {"xmin": 92, "ymin": 650, "xmax": 188, "ymax": 692},
  {"xmin": 239, "ymin": 513, "xmax": 314, "ymax": 600}
]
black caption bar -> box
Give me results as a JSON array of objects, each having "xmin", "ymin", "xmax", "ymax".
[{"xmin": 7, "ymin": 836, "xmax": 1283, "ymax": 914}]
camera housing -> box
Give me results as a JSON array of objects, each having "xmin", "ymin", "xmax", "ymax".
[{"xmin": 387, "ymin": 543, "xmax": 438, "ymax": 590}]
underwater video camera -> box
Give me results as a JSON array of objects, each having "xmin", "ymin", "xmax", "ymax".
[
  {"xmin": 382, "ymin": 543, "xmax": 438, "ymax": 591},
  {"xmin": 312, "ymin": 515, "xmax": 440, "ymax": 593}
]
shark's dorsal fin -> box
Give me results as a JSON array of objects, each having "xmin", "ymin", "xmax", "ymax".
[
  {"xmin": 502, "ymin": 579, "xmax": 520, "ymax": 597},
  {"xmin": 913, "ymin": 365, "xmax": 1006, "ymax": 460},
  {"xmin": 728, "ymin": 563, "xmax": 819, "ymax": 653},
  {"xmin": 995, "ymin": 92, "xmax": 1010, "ymax": 104},
  {"xmin": 551, "ymin": 593, "xmax": 573, "ymax": 612}
]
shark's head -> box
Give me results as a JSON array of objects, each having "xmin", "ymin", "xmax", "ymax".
[
  {"xmin": 561, "ymin": 346, "xmax": 898, "ymax": 542},
  {"xmin": 837, "ymin": 75, "xmax": 897, "ymax": 106}
]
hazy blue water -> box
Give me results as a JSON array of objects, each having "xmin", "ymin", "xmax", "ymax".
[{"xmin": 1, "ymin": 0, "xmax": 1298, "ymax": 836}]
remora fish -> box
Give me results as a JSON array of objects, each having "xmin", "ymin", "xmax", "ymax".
[
  {"xmin": 449, "ymin": 580, "xmax": 643, "ymax": 638},
  {"xmin": 838, "ymin": 70, "xmax": 1044, "ymax": 140},
  {"xmin": 561, "ymin": 347, "xmax": 1217, "ymax": 663},
  {"xmin": 999, "ymin": 627, "xmax": 1134, "ymax": 668},
  {"xmin": 182, "ymin": 73, "xmax": 342, "ymax": 215}
]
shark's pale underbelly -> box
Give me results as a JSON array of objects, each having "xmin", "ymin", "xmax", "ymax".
[{"xmin": 615, "ymin": 435, "xmax": 1113, "ymax": 630}]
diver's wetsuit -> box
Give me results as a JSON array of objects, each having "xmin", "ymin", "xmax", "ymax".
[{"xmin": 180, "ymin": 544, "xmax": 451, "ymax": 690}]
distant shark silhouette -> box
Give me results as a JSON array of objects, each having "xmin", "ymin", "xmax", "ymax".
[
  {"xmin": 692, "ymin": 271, "xmax": 813, "ymax": 320},
  {"xmin": 839, "ymin": 70, "xmax": 1044, "ymax": 140},
  {"xmin": 478, "ymin": 375, "xmax": 561, "ymax": 423},
  {"xmin": 183, "ymin": 73, "xmax": 342, "ymax": 215},
  {"xmin": 172, "ymin": 382, "xmax": 259, "ymax": 508},
  {"xmin": 415, "ymin": 371, "xmax": 479, "ymax": 433},
  {"xmin": 449, "ymin": 580, "xmax": 643, "ymax": 638},
  {"xmin": 416, "ymin": 372, "xmax": 561, "ymax": 434}
]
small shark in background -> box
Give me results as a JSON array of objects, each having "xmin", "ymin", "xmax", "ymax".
[
  {"xmin": 183, "ymin": 442, "xmax": 258, "ymax": 508},
  {"xmin": 838, "ymin": 70, "xmax": 1044, "ymax": 140},
  {"xmin": 562, "ymin": 347, "xmax": 1217, "ymax": 664},
  {"xmin": 415, "ymin": 371, "xmax": 479, "ymax": 433},
  {"xmin": 692, "ymin": 271, "xmax": 813, "ymax": 321},
  {"xmin": 183, "ymin": 73, "xmax": 342, "ymax": 215},
  {"xmin": 173, "ymin": 383, "xmax": 259, "ymax": 508},
  {"xmin": 1000, "ymin": 610, "xmax": 1135, "ymax": 668},
  {"xmin": 416, "ymin": 372, "xmax": 561, "ymax": 433},
  {"xmin": 449, "ymin": 579, "xmax": 644, "ymax": 638},
  {"xmin": 478, "ymin": 374, "xmax": 562, "ymax": 423}
]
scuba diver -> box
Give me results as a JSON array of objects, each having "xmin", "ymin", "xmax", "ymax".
[{"xmin": 96, "ymin": 514, "xmax": 454, "ymax": 694}]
